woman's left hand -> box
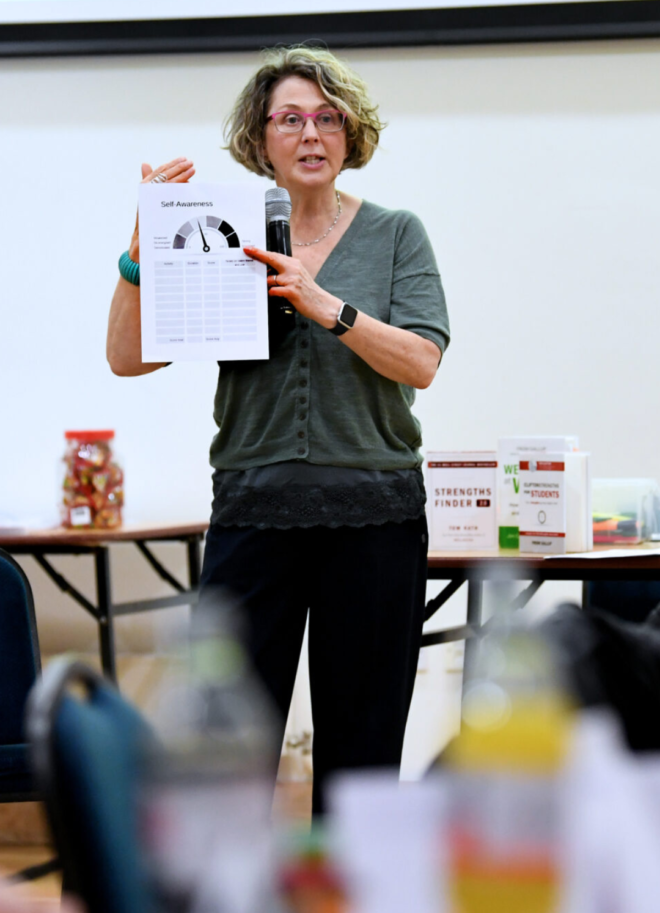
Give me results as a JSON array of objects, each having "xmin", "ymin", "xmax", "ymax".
[{"xmin": 243, "ymin": 246, "xmax": 341, "ymax": 329}]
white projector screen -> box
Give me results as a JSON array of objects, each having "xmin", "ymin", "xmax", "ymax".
[
  {"xmin": 0, "ymin": 0, "xmax": 618, "ymax": 25},
  {"xmin": 0, "ymin": 1, "xmax": 658, "ymax": 57}
]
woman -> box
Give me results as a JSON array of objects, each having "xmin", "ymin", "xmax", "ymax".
[{"xmin": 107, "ymin": 46, "xmax": 450, "ymax": 813}]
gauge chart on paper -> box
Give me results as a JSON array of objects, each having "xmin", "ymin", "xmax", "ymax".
[
  {"xmin": 154, "ymin": 213, "xmax": 256, "ymax": 350},
  {"xmin": 172, "ymin": 216, "xmax": 241, "ymax": 252}
]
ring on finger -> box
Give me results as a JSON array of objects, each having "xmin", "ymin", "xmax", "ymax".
[{"xmin": 150, "ymin": 172, "xmax": 167, "ymax": 184}]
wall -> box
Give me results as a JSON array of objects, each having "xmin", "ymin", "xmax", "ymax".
[{"xmin": 2, "ymin": 39, "xmax": 659, "ymax": 773}]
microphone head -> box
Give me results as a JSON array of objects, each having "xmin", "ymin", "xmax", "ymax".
[{"xmin": 265, "ymin": 187, "xmax": 292, "ymax": 223}]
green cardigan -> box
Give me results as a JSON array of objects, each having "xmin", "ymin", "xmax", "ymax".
[{"xmin": 209, "ymin": 200, "xmax": 450, "ymax": 473}]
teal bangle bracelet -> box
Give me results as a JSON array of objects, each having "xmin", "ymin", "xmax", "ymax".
[{"xmin": 118, "ymin": 251, "xmax": 140, "ymax": 286}]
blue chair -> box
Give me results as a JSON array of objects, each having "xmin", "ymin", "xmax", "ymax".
[
  {"xmin": 27, "ymin": 658, "xmax": 156, "ymax": 913},
  {"xmin": 0, "ymin": 547, "xmax": 60, "ymax": 882},
  {"xmin": 0, "ymin": 547, "xmax": 41, "ymax": 802}
]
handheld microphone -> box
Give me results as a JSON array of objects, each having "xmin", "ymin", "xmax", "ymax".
[
  {"xmin": 265, "ymin": 187, "xmax": 296, "ymax": 345},
  {"xmin": 266, "ymin": 186, "xmax": 293, "ymax": 261}
]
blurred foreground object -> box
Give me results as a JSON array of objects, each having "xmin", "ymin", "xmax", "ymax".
[
  {"xmin": 330, "ymin": 773, "xmax": 446, "ymax": 913},
  {"xmin": 140, "ymin": 588, "xmax": 283, "ymax": 913},
  {"xmin": 61, "ymin": 430, "xmax": 123, "ymax": 529},
  {"xmin": 26, "ymin": 658, "xmax": 153, "ymax": 913},
  {"xmin": 541, "ymin": 602, "xmax": 660, "ymax": 752},
  {"xmin": 326, "ymin": 595, "xmax": 660, "ymax": 913},
  {"xmin": 442, "ymin": 598, "xmax": 575, "ymax": 913},
  {"xmin": 277, "ymin": 826, "xmax": 347, "ymax": 913},
  {"xmin": 0, "ymin": 882, "xmax": 83, "ymax": 913}
]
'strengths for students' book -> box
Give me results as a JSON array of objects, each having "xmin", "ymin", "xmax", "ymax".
[{"xmin": 497, "ymin": 436, "xmax": 579, "ymax": 549}]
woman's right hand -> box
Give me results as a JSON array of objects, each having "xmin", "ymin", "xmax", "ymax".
[
  {"xmin": 108, "ymin": 157, "xmax": 194, "ymax": 376},
  {"xmin": 128, "ymin": 157, "xmax": 195, "ymax": 261}
]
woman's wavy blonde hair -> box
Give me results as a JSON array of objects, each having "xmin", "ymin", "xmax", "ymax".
[{"xmin": 224, "ymin": 46, "xmax": 385, "ymax": 179}]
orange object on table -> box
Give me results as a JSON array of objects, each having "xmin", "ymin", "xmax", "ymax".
[{"xmin": 61, "ymin": 430, "xmax": 124, "ymax": 529}]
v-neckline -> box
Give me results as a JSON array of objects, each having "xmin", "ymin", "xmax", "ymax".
[{"xmin": 312, "ymin": 199, "xmax": 367, "ymax": 286}]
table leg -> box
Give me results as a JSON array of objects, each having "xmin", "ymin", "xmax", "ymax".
[
  {"xmin": 462, "ymin": 579, "xmax": 483, "ymax": 692},
  {"xmin": 187, "ymin": 534, "xmax": 202, "ymax": 589},
  {"xmin": 94, "ymin": 547, "xmax": 117, "ymax": 684}
]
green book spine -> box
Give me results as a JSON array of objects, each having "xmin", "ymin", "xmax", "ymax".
[{"xmin": 499, "ymin": 526, "xmax": 519, "ymax": 549}]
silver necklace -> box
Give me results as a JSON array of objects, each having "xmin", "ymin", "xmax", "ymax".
[{"xmin": 293, "ymin": 191, "xmax": 342, "ymax": 247}]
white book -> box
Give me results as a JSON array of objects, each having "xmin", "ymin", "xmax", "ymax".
[
  {"xmin": 497, "ymin": 435, "xmax": 579, "ymax": 549},
  {"xmin": 427, "ymin": 452, "xmax": 497, "ymax": 550},
  {"xmin": 519, "ymin": 452, "xmax": 591, "ymax": 555},
  {"xmin": 566, "ymin": 452, "xmax": 593, "ymax": 553}
]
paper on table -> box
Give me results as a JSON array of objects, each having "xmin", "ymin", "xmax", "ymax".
[
  {"xmin": 545, "ymin": 548, "xmax": 660, "ymax": 560},
  {"xmin": 0, "ymin": 511, "xmax": 59, "ymax": 533},
  {"xmin": 138, "ymin": 182, "xmax": 268, "ymax": 362}
]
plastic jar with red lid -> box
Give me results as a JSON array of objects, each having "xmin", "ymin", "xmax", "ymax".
[{"xmin": 61, "ymin": 430, "xmax": 124, "ymax": 529}]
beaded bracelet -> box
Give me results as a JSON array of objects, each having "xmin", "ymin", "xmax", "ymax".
[{"xmin": 118, "ymin": 251, "xmax": 140, "ymax": 286}]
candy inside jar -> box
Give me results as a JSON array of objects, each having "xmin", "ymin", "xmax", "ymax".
[{"xmin": 61, "ymin": 430, "xmax": 124, "ymax": 529}]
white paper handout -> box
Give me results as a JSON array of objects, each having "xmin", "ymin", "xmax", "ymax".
[
  {"xmin": 545, "ymin": 548, "xmax": 660, "ymax": 560},
  {"xmin": 138, "ymin": 182, "xmax": 268, "ymax": 362}
]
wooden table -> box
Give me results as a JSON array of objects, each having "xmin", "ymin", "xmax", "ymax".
[
  {"xmin": 3, "ymin": 525, "xmax": 659, "ymax": 684},
  {"xmin": 421, "ymin": 544, "xmax": 660, "ymax": 676},
  {"xmin": 0, "ymin": 523, "xmax": 207, "ymax": 683}
]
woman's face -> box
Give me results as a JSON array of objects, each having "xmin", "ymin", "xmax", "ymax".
[{"xmin": 264, "ymin": 75, "xmax": 348, "ymax": 194}]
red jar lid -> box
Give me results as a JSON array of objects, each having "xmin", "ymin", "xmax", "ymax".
[{"xmin": 64, "ymin": 430, "xmax": 115, "ymax": 441}]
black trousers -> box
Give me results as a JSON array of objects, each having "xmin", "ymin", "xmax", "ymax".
[{"xmin": 199, "ymin": 516, "xmax": 429, "ymax": 813}]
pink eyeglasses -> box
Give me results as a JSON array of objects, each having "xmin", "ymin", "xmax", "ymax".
[{"xmin": 268, "ymin": 110, "xmax": 347, "ymax": 134}]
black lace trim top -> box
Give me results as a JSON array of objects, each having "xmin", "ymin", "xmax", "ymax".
[{"xmin": 210, "ymin": 462, "xmax": 426, "ymax": 530}]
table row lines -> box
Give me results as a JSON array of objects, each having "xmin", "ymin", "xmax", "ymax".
[{"xmin": 156, "ymin": 333, "xmax": 258, "ymax": 343}]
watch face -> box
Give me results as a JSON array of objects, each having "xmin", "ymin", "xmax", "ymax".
[{"xmin": 339, "ymin": 304, "xmax": 358, "ymax": 328}]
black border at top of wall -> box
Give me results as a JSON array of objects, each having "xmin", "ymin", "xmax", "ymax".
[{"xmin": 1, "ymin": 2, "xmax": 660, "ymax": 58}]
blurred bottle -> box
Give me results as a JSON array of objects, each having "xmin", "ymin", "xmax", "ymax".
[
  {"xmin": 140, "ymin": 588, "xmax": 283, "ymax": 913},
  {"xmin": 444, "ymin": 583, "xmax": 575, "ymax": 913},
  {"xmin": 277, "ymin": 825, "xmax": 347, "ymax": 913}
]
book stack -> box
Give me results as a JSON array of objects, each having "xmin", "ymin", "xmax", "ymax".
[
  {"xmin": 426, "ymin": 438, "xmax": 592, "ymax": 554},
  {"xmin": 497, "ymin": 436, "xmax": 579, "ymax": 549}
]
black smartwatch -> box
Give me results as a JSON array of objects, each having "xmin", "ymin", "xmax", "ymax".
[{"xmin": 329, "ymin": 302, "xmax": 358, "ymax": 336}]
